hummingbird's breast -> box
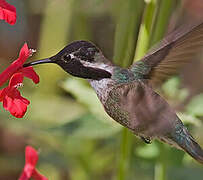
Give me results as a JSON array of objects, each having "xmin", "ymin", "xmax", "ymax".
[
  {"xmin": 89, "ymin": 78, "xmax": 116, "ymax": 105},
  {"xmin": 89, "ymin": 64, "xmax": 116, "ymax": 104}
]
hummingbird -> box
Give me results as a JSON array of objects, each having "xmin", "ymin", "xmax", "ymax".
[{"xmin": 24, "ymin": 22, "xmax": 203, "ymax": 164}]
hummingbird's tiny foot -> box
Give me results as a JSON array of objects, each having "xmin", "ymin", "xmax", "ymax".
[{"xmin": 140, "ymin": 136, "xmax": 152, "ymax": 144}]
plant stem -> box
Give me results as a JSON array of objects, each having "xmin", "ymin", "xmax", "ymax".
[
  {"xmin": 113, "ymin": 0, "xmax": 144, "ymax": 67},
  {"xmin": 150, "ymin": 0, "xmax": 175, "ymax": 46},
  {"xmin": 134, "ymin": 0, "xmax": 157, "ymax": 61},
  {"xmin": 155, "ymin": 160, "xmax": 167, "ymax": 180},
  {"xmin": 71, "ymin": 0, "xmax": 92, "ymax": 41},
  {"xmin": 154, "ymin": 144, "xmax": 167, "ymax": 180},
  {"xmin": 117, "ymin": 128, "xmax": 134, "ymax": 180}
]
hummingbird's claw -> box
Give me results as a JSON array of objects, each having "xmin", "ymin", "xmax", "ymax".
[{"xmin": 140, "ymin": 136, "xmax": 152, "ymax": 144}]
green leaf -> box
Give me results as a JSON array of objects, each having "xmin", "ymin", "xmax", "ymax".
[
  {"xmin": 60, "ymin": 78, "xmax": 119, "ymax": 126},
  {"xmin": 136, "ymin": 142, "xmax": 160, "ymax": 159},
  {"xmin": 51, "ymin": 113, "xmax": 121, "ymax": 139},
  {"xmin": 177, "ymin": 112, "xmax": 202, "ymax": 126},
  {"xmin": 26, "ymin": 93, "xmax": 86, "ymax": 127},
  {"xmin": 186, "ymin": 94, "xmax": 203, "ymax": 117},
  {"xmin": 162, "ymin": 77, "xmax": 188, "ymax": 101}
]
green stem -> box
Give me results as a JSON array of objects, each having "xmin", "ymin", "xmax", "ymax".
[
  {"xmin": 150, "ymin": 0, "xmax": 175, "ymax": 46},
  {"xmin": 154, "ymin": 144, "xmax": 167, "ymax": 180},
  {"xmin": 134, "ymin": 0, "xmax": 157, "ymax": 61},
  {"xmin": 118, "ymin": 128, "xmax": 133, "ymax": 180},
  {"xmin": 71, "ymin": 0, "xmax": 92, "ymax": 41},
  {"xmin": 113, "ymin": 0, "xmax": 144, "ymax": 67},
  {"xmin": 155, "ymin": 160, "xmax": 167, "ymax": 180}
]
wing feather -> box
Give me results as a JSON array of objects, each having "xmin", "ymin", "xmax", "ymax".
[{"xmin": 131, "ymin": 22, "xmax": 203, "ymax": 87}]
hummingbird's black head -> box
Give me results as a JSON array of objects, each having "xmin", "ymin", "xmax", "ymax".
[
  {"xmin": 58, "ymin": 40, "xmax": 100, "ymax": 63},
  {"xmin": 24, "ymin": 41, "xmax": 112, "ymax": 80}
]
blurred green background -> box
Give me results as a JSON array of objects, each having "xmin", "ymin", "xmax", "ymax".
[{"xmin": 0, "ymin": 0, "xmax": 203, "ymax": 179}]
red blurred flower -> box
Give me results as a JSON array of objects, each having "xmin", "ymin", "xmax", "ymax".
[
  {"xmin": 0, "ymin": 0, "xmax": 16, "ymax": 25},
  {"xmin": 0, "ymin": 43, "xmax": 39, "ymax": 118},
  {"xmin": 19, "ymin": 146, "xmax": 48, "ymax": 180}
]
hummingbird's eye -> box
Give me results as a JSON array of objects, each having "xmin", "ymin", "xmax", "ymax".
[{"xmin": 63, "ymin": 54, "xmax": 72, "ymax": 62}]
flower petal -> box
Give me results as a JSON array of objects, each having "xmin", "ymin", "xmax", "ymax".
[
  {"xmin": 0, "ymin": 86, "xmax": 8, "ymax": 101},
  {"xmin": 32, "ymin": 169, "xmax": 48, "ymax": 180},
  {"xmin": 18, "ymin": 43, "xmax": 31, "ymax": 64},
  {"xmin": 3, "ymin": 95, "xmax": 29, "ymax": 118},
  {"xmin": 18, "ymin": 164, "xmax": 34, "ymax": 180},
  {"xmin": 8, "ymin": 73, "xmax": 24, "ymax": 88},
  {"xmin": 0, "ymin": 63, "xmax": 20, "ymax": 87},
  {"xmin": 25, "ymin": 146, "xmax": 39, "ymax": 167},
  {"xmin": 3, "ymin": 88, "xmax": 30, "ymax": 118},
  {"xmin": 18, "ymin": 146, "xmax": 48, "ymax": 180},
  {"xmin": 20, "ymin": 67, "xmax": 40, "ymax": 84},
  {"xmin": 18, "ymin": 170, "xmax": 30, "ymax": 180},
  {"xmin": 0, "ymin": 0, "xmax": 16, "ymax": 25},
  {"xmin": 18, "ymin": 146, "xmax": 39, "ymax": 180},
  {"xmin": 0, "ymin": 43, "xmax": 30, "ymax": 87}
]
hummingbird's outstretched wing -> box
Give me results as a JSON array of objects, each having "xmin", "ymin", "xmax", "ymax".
[{"xmin": 131, "ymin": 22, "xmax": 203, "ymax": 87}]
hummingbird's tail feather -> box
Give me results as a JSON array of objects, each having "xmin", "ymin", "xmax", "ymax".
[
  {"xmin": 161, "ymin": 125, "xmax": 203, "ymax": 164},
  {"xmin": 174, "ymin": 127, "xmax": 203, "ymax": 164}
]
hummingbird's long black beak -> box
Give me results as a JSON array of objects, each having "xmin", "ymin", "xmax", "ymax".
[{"xmin": 23, "ymin": 58, "xmax": 54, "ymax": 67}]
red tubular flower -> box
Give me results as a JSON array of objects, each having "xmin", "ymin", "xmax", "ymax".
[
  {"xmin": 0, "ymin": 0, "xmax": 16, "ymax": 25},
  {"xmin": 0, "ymin": 43, "xmax": 39, "ymax": 86},
  {"xmin": 0, "ymin": 43, "xmax": 39, "ymax": 118},
  {"xmin": 19, "ymin": 146, "xmax": 48, "ymax": 180},
  {"xmin": 0, "ymin": 73, "xmax": 30, "ymax": 118}
]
